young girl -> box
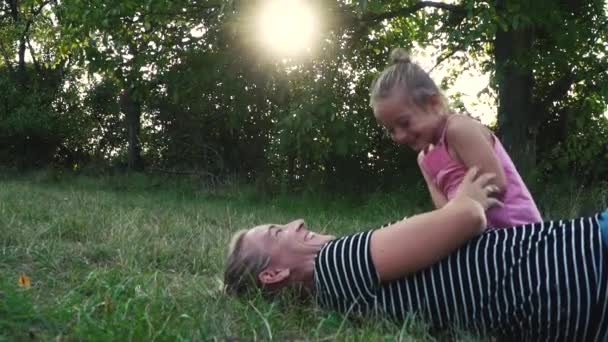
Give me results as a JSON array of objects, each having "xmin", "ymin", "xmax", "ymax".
[{"xmin": 369, "ymin": 48, "xmax": 542, "ymax": 228}]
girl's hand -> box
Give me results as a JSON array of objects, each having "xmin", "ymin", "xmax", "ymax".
[
  {"xmin": 417, "ymin": 143, "xmax": 448, "ymax": 209},
  {"xmin": 417, "ymin": 143, "xmax": 435, "ymax": 167},
  {"xmin": 453, "ymin": 167, "xmax": 503, "ymax": 211}
]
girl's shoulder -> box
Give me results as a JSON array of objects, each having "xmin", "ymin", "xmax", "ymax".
[
  {"xmin": 445, "ymin": 113, "xmax": 493, "ymax": 144},
  {"xmin": 445, "ymin": 113, "xmax": 485, "ymax": 130}
]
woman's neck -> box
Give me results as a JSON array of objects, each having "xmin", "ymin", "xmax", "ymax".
[{"xmin": 292, "ymin": 235, "xmax": 334, "ymax": 292}]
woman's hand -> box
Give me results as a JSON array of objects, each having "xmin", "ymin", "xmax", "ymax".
[
  {"xmin": 370, "ymin": 167, "xmax": 501, "ymax": 282},
  {"xmin": 453, "ymin": 167, "xmax": 503, "ymax": 211}
]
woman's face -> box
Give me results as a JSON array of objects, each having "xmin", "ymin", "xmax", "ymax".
[{"xmin": 242, "ymin": 219, "xmax": 333, "ymax": 270}]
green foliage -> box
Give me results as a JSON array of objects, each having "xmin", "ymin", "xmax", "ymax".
[
  {"xmin": 82, "ymin": 79, "xmax": 127, "ymax": 161},
  {"xmin": 540, "ymin": 111, "xmax": 608, "ymax": 184},
  {"xmin": 145, "ymin": 49, "xmax": 274, "ymax": 177},
  {"xmin": 0, "ymin": 0, "xmax": 606, "ymax": 188},
  {"xmin": 0, "ymin": 279, "xmax": 43, "ymax": 338},
  {"xmin": 0, "ymin": 67, "xmax": 61, "ymax": 169}
]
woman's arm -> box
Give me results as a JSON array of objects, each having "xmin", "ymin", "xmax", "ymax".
[{"xmin": 370, "ymin": 168, "xmax": 501, "ymax": 282}]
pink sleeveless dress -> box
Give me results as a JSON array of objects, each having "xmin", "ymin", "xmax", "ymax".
[{"xmin": 420, "ymin": 116, "xmax": 542, "ymax": 229}]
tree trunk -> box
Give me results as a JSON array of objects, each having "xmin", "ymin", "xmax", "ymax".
[
  {"xmin": 17, "ymin": 38, "xmax": 27, "ymax": 88},
  {"xmin": 494, "ymin": 0, "xmax": 536, "ymax": 177},
  {"xmin": 6, "ymin": 0, "xmax": 27, "ymax": 88},
  {"xmin": 120, "ymin": 86, "xmax": 144, "ymax": 171}
]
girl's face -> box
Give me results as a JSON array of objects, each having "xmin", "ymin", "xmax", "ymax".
[{"xmin": 373, "ymin": 91, "xmax": 445, "ymax": 152}]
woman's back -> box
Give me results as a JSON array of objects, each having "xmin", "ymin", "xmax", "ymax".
[{"xmin": 314, "ymin": 213, "xmax": 608, "ymax": 340}]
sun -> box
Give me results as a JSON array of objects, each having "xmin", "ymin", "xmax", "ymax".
[{"xmin": 258, "ymin": 0, "xmax": 318, "ymax": 56}]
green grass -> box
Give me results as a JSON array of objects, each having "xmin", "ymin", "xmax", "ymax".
[{"xmin": 0, "ymin": 171, "xmax": 606, "ymax": 341}]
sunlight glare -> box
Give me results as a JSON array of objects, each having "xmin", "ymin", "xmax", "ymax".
[{"xmin": 258, "ymin": 0, "xmax": 318, "ymax": 55}]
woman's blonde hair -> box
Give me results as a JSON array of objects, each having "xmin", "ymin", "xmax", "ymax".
[
  {"xmin": 369, "ymin": 48, "xmax": 448, "ymax": 111},
  {"xmin": 223, "ymin": 229, "xmax": 271, "ymax": 295}
]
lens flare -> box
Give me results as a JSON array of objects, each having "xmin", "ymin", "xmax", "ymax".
[{"xmin": 258, "ymin": 0, "xmax": 318, "ymax": 55}]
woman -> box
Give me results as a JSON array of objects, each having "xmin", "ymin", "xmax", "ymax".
[{"xmin": 224, "ymin": 169, "xmax": 608, "ymax": 341}]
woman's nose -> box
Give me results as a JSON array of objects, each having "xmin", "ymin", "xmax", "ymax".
[{"xmin": 292, "ymin": 219, "xmax": 305, "ymax": 231}]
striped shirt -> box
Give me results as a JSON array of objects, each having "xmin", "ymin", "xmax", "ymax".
[{"xmin": 313, "ymin": 212, "xmax": 608, "ymax": 341}]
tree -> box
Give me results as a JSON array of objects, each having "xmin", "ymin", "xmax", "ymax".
[
  {"xmin": 1, "ymin": 0, "xmax": 604, "ymax": 189},
  {"xmin": 342, "ymin": 0, "xmax": 608, "ymax": 177},
  {"xmin": 0, "ymin": 0, "xmax": 80, "ymax": 168},
  {"xmin": 57, "ymin": 0, "xmax": 223, "ymax": 171}
]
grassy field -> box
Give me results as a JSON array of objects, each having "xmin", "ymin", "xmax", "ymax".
[{"xmin": 1, "ymin": 172, "xmax": 606, "ymax": 341}]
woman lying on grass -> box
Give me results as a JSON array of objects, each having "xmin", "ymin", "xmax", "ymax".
[{"xmin": 224, "ymin": 168, "xmax": 608, "ymax": 341}]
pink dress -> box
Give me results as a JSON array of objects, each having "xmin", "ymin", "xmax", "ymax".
[{"xmin": 420, "ymin": 116, "xmax": 542, "ymax": 229}]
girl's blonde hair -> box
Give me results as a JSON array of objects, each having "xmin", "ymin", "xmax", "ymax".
[{"xmin": 369, "ymin": 48, "xmax": 448, "ymax": 112}]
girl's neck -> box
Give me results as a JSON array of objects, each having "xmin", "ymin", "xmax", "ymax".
[{"xmin": 432, "ymin": 112, "xmax": 452, "ymax": 145}]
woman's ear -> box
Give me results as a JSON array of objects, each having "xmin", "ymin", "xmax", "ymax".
[{"xmin": 258, "ymin": 268, "xmax": 290, "ymax": 286}]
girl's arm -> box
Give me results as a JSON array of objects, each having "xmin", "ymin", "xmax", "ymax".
[
  {"xmin": 418, "ymin": 147, "xmax": 448, "ymax": 208},
  {"xmin": 447, "ymin": 117, "xmax": 507, "ymax": 192},
  {"xmin": 421, "ymin": 165, "xmax": 448, "ymax": 208},
  {"xmin": 370, "ymin": 168, "xmax": 501, "ymax": 282}
]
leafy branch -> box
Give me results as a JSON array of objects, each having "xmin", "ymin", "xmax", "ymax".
[{"xmin": 361, "ymin": 1, "xmax": 465, "ymax": 23}]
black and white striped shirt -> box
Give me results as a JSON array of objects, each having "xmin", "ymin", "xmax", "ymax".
[{"xmin": 313, "ymin": 212, "xmax": 608, "ymax": 341}]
